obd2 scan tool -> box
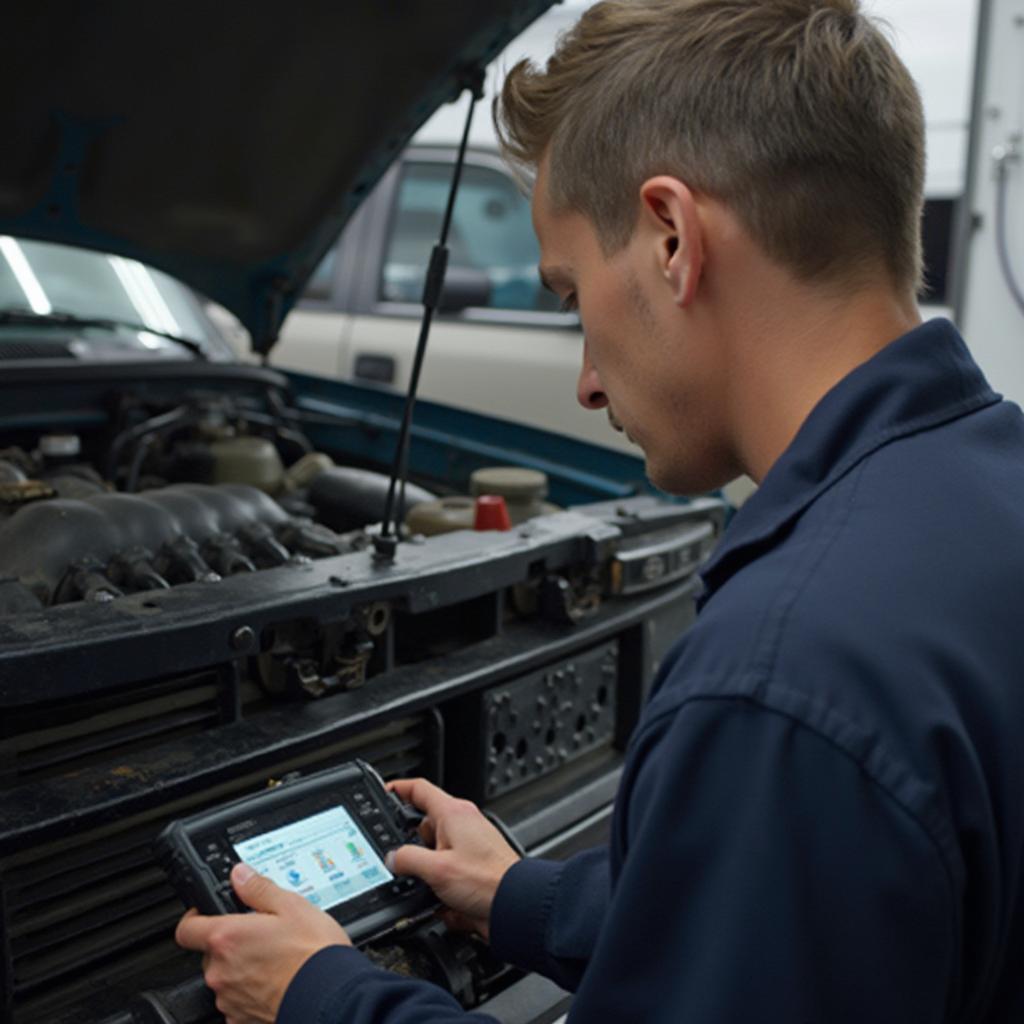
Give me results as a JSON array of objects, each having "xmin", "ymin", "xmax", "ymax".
[{"xmin": 154, "ymin": 760, "xmax": 435, "ymax": 943}]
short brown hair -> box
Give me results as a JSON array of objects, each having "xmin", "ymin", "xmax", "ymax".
[{"xmin": 495, "ymin": 0, "xmax": 925, "ymax": 294}]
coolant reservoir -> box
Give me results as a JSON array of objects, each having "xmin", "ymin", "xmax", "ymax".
[
  {"xmin": 405, "ymin": 467, "xmax": 559, "ymax": 536},
  {"xmin": 405, "ymin": 496, "xmax": 477, "ymax": 536},
  {"xmin": 469, "ymin": 467, "xmax": 559, "ymax": 525},
  {"xmin": 209, "ymin": 437, "xmax": 285, "ymax": 493}
]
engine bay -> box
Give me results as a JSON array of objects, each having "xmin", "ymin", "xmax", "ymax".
[{"xmin": 0, "ymin": 389, "xmax": 437, "ymax": 612}]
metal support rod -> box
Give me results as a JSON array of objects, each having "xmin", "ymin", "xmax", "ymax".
[{"xmin": 375, "ymin": 78, "xmax": 482, "ymax": 559}]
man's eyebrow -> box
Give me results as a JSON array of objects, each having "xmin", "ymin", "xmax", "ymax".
[{"xmin": 539, "ymin": 266, "xmax": 573, "ymax": 293}]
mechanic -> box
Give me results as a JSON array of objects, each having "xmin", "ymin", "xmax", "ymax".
[{"xmin": 176, "ymin": 0, "xmax": 1024, "ymax": 1020}]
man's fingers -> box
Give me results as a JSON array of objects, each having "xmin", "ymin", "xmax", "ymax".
[
  {"xmin": 387, "ymin": 777, "xmax": 459, "ymax": 818},
  {"xmin": 175, "ymin": 909, "xmax": 214, "ymax": 951},
  {"xmin": 230, "ymin": 862, "xmax": 291, "ymax": 914},
  {"xmin": 389, "ymin": 842, "xmax": 445, "ymax": 888}
]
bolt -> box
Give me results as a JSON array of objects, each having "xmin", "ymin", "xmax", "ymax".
[{"xmin": 231, "ymin": 625, "xmax": 256, "ymax": 651}]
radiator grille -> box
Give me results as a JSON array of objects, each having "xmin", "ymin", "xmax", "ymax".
[
  {"xmin": 0, "ymin": 669, "xmax": 254, "ymax": 787},
  {"xmin": 2, "ymin": 715, "xmax": 437, "ymax": 1024}
]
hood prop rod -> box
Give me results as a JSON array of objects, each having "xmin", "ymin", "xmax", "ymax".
[{"xmin": 373, "ymin": 71, "xmax": 485, "ymax": 561}]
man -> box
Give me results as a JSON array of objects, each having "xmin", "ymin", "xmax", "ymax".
[{"xmin": 177, "ymin": 1, "xmax": 1024, "ymax": 1021}]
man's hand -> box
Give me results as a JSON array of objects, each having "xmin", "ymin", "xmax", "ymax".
[
  {"xmin": 387, "ymin": 778, "xmax": 520, "ymax": 940},
  {"xmin": 175, "ymin": 862, "xmax": 351, "ymax": 1024}
]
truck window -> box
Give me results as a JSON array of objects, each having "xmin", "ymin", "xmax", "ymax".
[{"xmin": 379, "ymin": 160, "xmax": 561, "ymax": 314}]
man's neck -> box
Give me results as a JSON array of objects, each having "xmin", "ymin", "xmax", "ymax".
[{"xmin": 721, "ymin": 275, "xmax": 921, "ymax": 485}]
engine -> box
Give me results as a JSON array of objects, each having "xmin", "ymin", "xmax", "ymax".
[{"xmin": 0, "ymin": 392, "xmax": 436, "ymax": 614}]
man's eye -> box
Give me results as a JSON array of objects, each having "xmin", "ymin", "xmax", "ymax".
[{"xmin": 559, "ymin": 293, "xmax": 578, "ymax": 314}]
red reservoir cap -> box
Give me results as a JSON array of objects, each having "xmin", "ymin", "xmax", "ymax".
[{"xmin": 473, "ymin": 494, "xmax": 512, "ymax": 531}]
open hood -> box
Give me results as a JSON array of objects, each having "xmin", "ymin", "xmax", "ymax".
[{"xmin": 0, "ymin": 1, "xmax": 554, "ymax": 354}]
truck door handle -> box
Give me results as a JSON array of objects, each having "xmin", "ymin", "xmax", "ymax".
[{"xmin": 354, "ymin": 354, "xmax": 395, "ymax": 385}]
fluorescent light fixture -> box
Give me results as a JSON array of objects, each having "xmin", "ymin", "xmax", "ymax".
[
  {"xmin": 0, "ymin": 236, "xmax": 53, "ymax": 315},
  {"xmin": 108, "ymin": 256, "xmax": 182, "ymax": 337}
]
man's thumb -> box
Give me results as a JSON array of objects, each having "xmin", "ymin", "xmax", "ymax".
[
  {"xmin": 231, "ymin": 862, "xmax": 288, "ymax": 913},
  {"xmin": 388, "ymin": 843, "xmax": 440, "ymax": 887}
]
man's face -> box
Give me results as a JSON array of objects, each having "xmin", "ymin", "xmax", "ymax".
[{"xmin": 532, "ymin": 164, "xmax": 735, "ymax": 495}]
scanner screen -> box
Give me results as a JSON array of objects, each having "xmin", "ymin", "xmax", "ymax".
[{"xmin": 232, "ymin": 805, "xmax": 393, "ymax": 911}]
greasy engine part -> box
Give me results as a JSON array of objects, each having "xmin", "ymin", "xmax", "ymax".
[
  {"xmin": 364, "ymin": 921, "xmax": 515, "ymax": 1009},
  {"xmin": 1, "ymin": 444, "xmax": 107, "ymax": 505},
  {"xmin": 0, "ymin": 482, "xmax": 358, "ymax": 606},
  {"xmin": 0, "ymin": 458, "xmax": 27, "ymax": 483},
  {"xmin": 106, "ymin": 393, "xmax": 315, "ymax": 494},
  {"xmin": 0, "ymin": 479, "xmax": 56, "ymax": 514},
  {"xmin": 257, "ymin": 604, "xmax": 392, "ymax": 698},
  {"xmin": 539, "ymin": 569, "xmax": 603, "ymax": 624},
  {"xmin": 41, "ymin": 464, "xmax": 109, "ymax": 501}
]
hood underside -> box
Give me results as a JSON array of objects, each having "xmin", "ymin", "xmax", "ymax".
[{"xmin": 0, "ymin": 0, "xmax": 553, "ymax": 352}]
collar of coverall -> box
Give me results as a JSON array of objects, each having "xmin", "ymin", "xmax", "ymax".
[{"xmin": 697, "ymin": 318, "xmax": 1000, "ymax": 609}]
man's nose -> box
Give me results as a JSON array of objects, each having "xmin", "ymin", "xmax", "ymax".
[{"xmin": 577, "ymin": 342, "xmax": 608, "ymax": 410}]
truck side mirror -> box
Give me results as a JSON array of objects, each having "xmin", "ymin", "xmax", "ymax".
[{"xmin": 438, "ymin": 266, "xmax": 492, "ymax": 313}]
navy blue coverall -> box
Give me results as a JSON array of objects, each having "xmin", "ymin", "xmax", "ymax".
[{"xmin": 280, "ymin": 319, "xmax": 1024, "ymax": 1023}]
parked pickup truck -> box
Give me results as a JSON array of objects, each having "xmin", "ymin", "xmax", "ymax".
[{"xmin": 266, "ymin": 143, "xmax": 637, "ymax": 457}]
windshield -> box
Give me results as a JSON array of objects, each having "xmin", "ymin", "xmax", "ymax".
[{"xmin": 0, "ymin": 236, "xmax": 232, "ymax": 359}]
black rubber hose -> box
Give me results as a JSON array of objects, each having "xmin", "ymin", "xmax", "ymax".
[{"xmin": 309, "ymin": 466, "xmax": 435, "ymax": 533}]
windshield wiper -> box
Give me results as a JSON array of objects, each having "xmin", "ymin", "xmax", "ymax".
[{"xmin": 0, "ymin": 308, "xmax": 208, "ymax": 360}]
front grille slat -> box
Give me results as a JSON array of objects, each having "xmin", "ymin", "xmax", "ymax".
[
  {"xmin": 15, "ymin": 935, "xmax": 192, "ymax": 1024},
  {"xmin": 14, "ymin": 903, "xmax": 181, "ymax": 992},
  {"xmin": 18, "ymin": 706, "xmax": 222, "ymax": 776},
  {"xmin": 1, "ymin": 675, "xmax": 228, "ymax": 786},
  {"xmin": 11, "ymin": 865, "xmax": 166, "ymax": 945}
]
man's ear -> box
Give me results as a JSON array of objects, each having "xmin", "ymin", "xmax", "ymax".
[{"xmin": 638, "ymin": 176, "xmax": 703, "ymax": 307}]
